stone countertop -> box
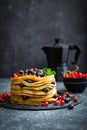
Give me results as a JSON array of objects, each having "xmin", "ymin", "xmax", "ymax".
[{"xmin": 0, "ymin": 78, "xmax": 87, "ymax": 130}]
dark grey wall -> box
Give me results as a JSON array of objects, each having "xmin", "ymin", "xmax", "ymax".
[{"xmin": 0, "ymin": 0, "xmax": 87, "ymax": 77}]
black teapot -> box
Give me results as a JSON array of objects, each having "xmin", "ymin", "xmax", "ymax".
[{"xmin": 42, "ymin": 38, "xmax": 81, "ymax": 81}]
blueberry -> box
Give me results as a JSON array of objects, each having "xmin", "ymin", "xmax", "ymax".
[
  {"xmin": 53, "ymin": 94, "xmax": 58, "ymax": 98},
  {"xmin": 64, "ymin": 98, "xmax": 71, "ymax": 103},
  {"xmin": 36, "ymin": 70, "xmax": 43, "ymax": 76},
  {"xmin": 68, "ymin": 103, "xmax": 74, "ymax": 109},
  {"xmin": 26, "ymin": 69, "xmax": 33, "ymax": 75},
  {"xmin": 19, "ymin": 83, "xmax": 26, "ymax": 87},
  {"xmin": 69, "ymin": 94, "xmax": 74, "ymax": 98},
  {"xmin": 25, "ymin": 80, "xmax": 33, "ymax": 83},
  {"xmin": 18, "ymin": 70, "xmax": 24, "ymax": 75},
  {"xmin": 33, "ymin": 71, "xmax": 37, "ymax": 75},
  {"xmin": 34, "ymin": 68, "xmax": 38, "ymax": 71},
  {"xmin": 51, "ymin": 82, "xmax": 55, "ymax": 85},
  {"xmin": 43, "ymin": 88, "xmax": 50, "ymax": 92},
  {"xmin": 22, "ymin": 96, "xmax": 29, "ymax": 99},
  {"xmin": 40, "ymin": 74, "xmax": 46, "ymax": 77}
]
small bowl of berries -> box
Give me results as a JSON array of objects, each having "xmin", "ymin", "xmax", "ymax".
[{"xmin": 63, "ymin": 66, "xmax": 87, "ymax": 93}]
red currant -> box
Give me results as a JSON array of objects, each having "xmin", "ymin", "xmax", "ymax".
[
  {"xmin": 12, "ymin": 73, "xmax": 19, "ymax": 78},
  {"xmin": 16, "ymin": 72, "xmax": 20, "ymax": 76},
  {"xmin": 64, "ymin": 74, "xmax": 69, "ymax": 78},
  {"xmin": 29, "ymin": 68, "xmax": 34, "ymax": 71},
  {"xmin": 43, "ymin": 102, "xmax": 49, "ymax": 107},
  {"xmin": 0, "ymin": 96, "xmax": 3, "ymax": 102},
  {"xmin": 73, "ymin": 71, "xmax": 78, "ymax": 75},
  {"xmin": 61, "ymin": 96, "xmax": 65, "ymax": 100},
  {"xmin": 54, "ymin": 100, "xmax": 59, "ymax": 106},
  {"xmin": 85, "ymin": 73, "xmax": 87, "ymax": 78},
  {"xmin": 0, "ymin": 93, "xmax": 6, "ymax": 103},
  {"xmin": 64, "ymin": 91, "xmax": 69, "ymax": 95},
  {"xmin": 58, "ymin": 95, "xmax": 62, "ymax": 100},
  {"xmin": 68, "ymin": 73, "xmax": 73, "ymax": 78},
  {"xmin": 73, "ymin": 97, "xmax": 78, "ymax": 102},
  {"xmin": 82, "ymin": 73, "xmax": 87, "ymax": 78},
  {"xmin": 78, "ymin": 72, "xmax": 83, "ymax": 78},
  {"xmin": 0, "ymin": 98, "xmax": 5, "ymax": 103},
  {"xmin": 60, "ymin": 100, "xmax": 65, "ymax": 106},
  {"xmin": 0, "ymin": 94, "xmax": 2, "ymax": 98},
  {"xmin": 73, "ymin": 72, "xmax": 79, "ymax": 78},
  {"xmin": 5, "ymin": 92, "xmax": 10, "ymax": 98}
]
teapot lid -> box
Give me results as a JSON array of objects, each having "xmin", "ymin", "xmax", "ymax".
[{"xmin": 53, "ymin": 38, "xmax": 69, "ymax": 49}]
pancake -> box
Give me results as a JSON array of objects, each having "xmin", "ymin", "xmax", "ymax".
[{"xmin": 10, "ymin": 68, "xmax": 57, "ymax": 106}]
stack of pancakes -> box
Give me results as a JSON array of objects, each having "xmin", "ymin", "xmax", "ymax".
[{"xmin": 10, "ymin": 69, "xmax": 57, "ymax": 106}]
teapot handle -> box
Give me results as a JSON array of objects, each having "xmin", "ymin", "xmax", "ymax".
[{"xmin": 69, "ymin": 45, "xmax": 81, "ymax": 64}]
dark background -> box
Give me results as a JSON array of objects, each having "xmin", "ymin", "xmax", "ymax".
[{"xmin": 0, "ymin": 0, "xmax": 87, "ymax": 77}]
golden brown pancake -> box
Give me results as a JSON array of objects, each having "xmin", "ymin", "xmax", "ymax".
[{"xmin": 10, "ymin": 68, "xmax": 57, "ymax": 106}]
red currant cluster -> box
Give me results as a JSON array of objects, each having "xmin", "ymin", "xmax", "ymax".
[
  {"xmin": 0, "ymin": 92, "xmax": 10, "ymax": 103},
  {"xmin": 62, "ymin": 66, "xmax": 87, "ymax": 79},
  {"xmin": 63, "ymin": 71, "xmax": 87, "ymax": 79},
  {"xmin": 43, "ymin": 91, "xmax": 78, "ymax": 109}
]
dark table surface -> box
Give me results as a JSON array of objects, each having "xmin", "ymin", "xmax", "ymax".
[{"xmin": 0, "ymin": 78, "xmax": 87, "ymax": 130}]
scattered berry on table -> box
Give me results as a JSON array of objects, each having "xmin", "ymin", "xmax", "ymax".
[
  {"xmin": 68, "ymin": 103, "xmax": 74, "ymax": 109},
  {"xmin": 64, "ymin": 91, "xmax": 69, "ymax": 95},
  {"xmin": 0, "ymin": 92, "xmax": 11, "ymax": 103},
  {"xmin": 73, "ymin": 97, "xmax": 78, "ymax": 102},
  {"xmin": 54, "ymin": 100, "xmax": 59, "ymax": 106},
  {"xmin": 60, "ymin": 100, "xmax": 65, "ymax": 106},
  {"xmin": 58, "ymin": 95, "xmax": 62, "ymax": 100},
  {"xmin": 43, "ymin": 102, "xmax": 49, "ymax": 107},
  {"xmin": 64, "ymin": 98, "xmax": 71, "ymax": 103},
  {"xmin": 61, "ymin": 95, "xmax": 65, "ymax": 100}
]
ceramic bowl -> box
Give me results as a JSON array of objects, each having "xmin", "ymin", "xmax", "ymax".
[{"xmin": 63, "ymin": 78, "xmax": 87, "ymax": 93}]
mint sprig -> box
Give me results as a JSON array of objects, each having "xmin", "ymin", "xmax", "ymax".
[{"xmin": 43, "ymin": 68, "xmax": 56, "ymax": 76}]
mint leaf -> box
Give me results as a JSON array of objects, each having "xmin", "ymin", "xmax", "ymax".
[
  {"xmin": 43, "ymin": 68, "xmax": 56, "ymax": 75},
  {"xmin": 51, "ymin": 70, "xmax": 56, "ymax": 75}
]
